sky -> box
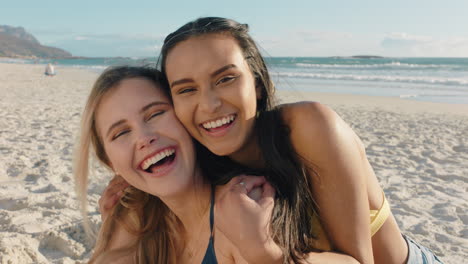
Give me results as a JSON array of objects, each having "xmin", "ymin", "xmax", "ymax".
[{"xmin": 1, "ymin": 0, "xmax": 468, "ymax": 57}]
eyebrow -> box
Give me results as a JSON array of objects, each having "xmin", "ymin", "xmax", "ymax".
[
  {"xmin": 170, "ymin": 64, "xmax": 237, "ymax": 88},
  {"xmin": 105, "ymin": 101, "xmax": 169, "ymax": 138}
]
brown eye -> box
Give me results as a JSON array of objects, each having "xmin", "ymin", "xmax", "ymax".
[
  {"xmin": 216, "ymin": 76, "xmax": 237, "ymax": 85},
  {"xmin": 178, "ymin": 87, "xmax": 196, "ymax": 94}
]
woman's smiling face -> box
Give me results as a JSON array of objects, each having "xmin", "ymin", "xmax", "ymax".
[
  {"xmin": 165, "ymin": 34, "xmax": 260, "ymax": 157},
  {"xmin": 95, "ymin": 77, "xmax": 198, "ymax": 198}
]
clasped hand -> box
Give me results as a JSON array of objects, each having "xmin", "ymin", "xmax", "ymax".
[{"xmin": 215, "ymin": 175, "xmax": 283, "ymax": 264}]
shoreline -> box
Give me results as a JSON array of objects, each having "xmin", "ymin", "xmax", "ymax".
[
  {"xmin": 277, "ymin": 89, "xmax": 468, "ymax": 116},
  {"xmin": 2, "ymin": 57, "xmax": 468, "ymax": 105}
]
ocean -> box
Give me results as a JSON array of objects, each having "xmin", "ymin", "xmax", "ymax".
[{"xmin": 2, "ymin": 56, "xmax": 468, "ymax": 104}]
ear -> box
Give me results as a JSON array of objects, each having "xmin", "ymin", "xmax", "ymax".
[{"xmin": 255, "ymin": 81, "xmax": 262, "ymax": 100}]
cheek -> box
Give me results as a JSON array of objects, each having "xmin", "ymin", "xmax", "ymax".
[
  {"xmin": 236, "ymin": 82, "xmax": 258, "ymax": 113},
  {"xmin": 105, "ymin": 144, "xmax": 129, "ymax": 172},
  {"xmin": 174, "ymin": 101, "xmax": 194, "ymax": 127}
]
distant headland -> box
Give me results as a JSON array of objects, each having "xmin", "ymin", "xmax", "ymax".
[{"xmin": 0, "ymin": 25, "xmax": 72, "ymax": 59}]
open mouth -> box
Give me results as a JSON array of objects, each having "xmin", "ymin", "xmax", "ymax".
[
  {"xmin": 141, "ymin": 148, "xmax": 176, "ymax": 174},
  {"xmin": 200, "ymin": 114, "xmax": 236, "ymax": 132}
]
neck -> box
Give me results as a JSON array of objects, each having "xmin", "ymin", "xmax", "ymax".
[
  {"xmin": 159, "ymin": 169, "xmax": 211, "ymax": 234},
  {"xmin": 229, "ymin": 132, "xmax": 265, "ymax": 169}
]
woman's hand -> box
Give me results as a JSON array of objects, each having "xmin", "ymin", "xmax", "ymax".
[
  {"xmin": 215, "ymin": 175, "xmax": 283, "ymax": 264},
  {"xmin": 98, "ymin": 175, "xmax": 130, "ymax": 221}
]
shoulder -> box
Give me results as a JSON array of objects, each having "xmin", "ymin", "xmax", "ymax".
[
  {"xmin": 279, "ymin": 101, "xmax": 365, "ymax": 164},
  {"xmin": 280, "ymin": 101, "xmax": 344, "ymax": 139}
]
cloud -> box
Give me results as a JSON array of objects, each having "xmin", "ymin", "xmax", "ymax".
[
  {"xmin": 298, "ymin": 30, "xmax": 353, "ymax": 43},
  {"xmin": 141, "ymin": 44, "xmax": 161, "ymax": 52},
  {"xmin": 381, "ymin": 32, "xmax": 432, "ymax": 47},
  {"xmin": 256, "ymin": 30, "xmax": 364, "ymax": 56},
  {"xmin": 74, "ymin": 36, "xmax": 88, "ymax": 41},
  {"xmin": 40, "ymin": 33, "xmax": 165, "ymax": 57},
  {"xmin": 381, "ymin": 32, "xmax": 468, "ymax": 56},
  {"xmin": 31, "ymin": 28, "xmax": 77, "ymax": 35}
]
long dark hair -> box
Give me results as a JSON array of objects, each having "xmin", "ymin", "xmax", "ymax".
[{"xmin": 159, "ymin": 17, "xmax": 319, "ymax": 263}]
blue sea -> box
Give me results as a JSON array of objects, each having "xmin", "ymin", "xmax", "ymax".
[{"xmin": 3, "ymin": 56, "xmax": 468, "ymax": 104}]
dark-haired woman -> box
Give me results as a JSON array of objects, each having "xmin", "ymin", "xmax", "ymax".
[{"xmin": 157, "ymin": 17, "xmax": 443, "ymax": 264}]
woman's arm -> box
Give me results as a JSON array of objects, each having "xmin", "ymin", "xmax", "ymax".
[
  {"xmin": 302, "ymin": 251, "xmax": 360, "ymax": 264},
  {"xmin": 284, "ymin": 101, "xmax": 374, "ymax": 264},
  {"xmin": 215, "ymin": 175, "xmax": 363, "ymax": 264}
]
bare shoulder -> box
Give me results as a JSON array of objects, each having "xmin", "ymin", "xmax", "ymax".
[
  {"xmin": 279, "ymin": 101, "xmax": 365, "ymax": 166},
  {"xmin": 280, "ymin": 101, "xmax": 345, "ymax": 140}
]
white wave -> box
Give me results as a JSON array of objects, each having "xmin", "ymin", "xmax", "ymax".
[
  {"xmin": 294, "ymin": 62, "xmax": 455, "ymax": 69},
  {"xmin": 69, "ymin": 64, "xmax": 108, "ymax": 70},
  {"xmin": 0, "ymin": 58, "xmax": 32, "ymax": 64},
  {"xmin": 399, "ymin": 94, "xmax": 418, "ymax": 98},
  {"xmin": 277, "ymin": 72, "xmax": 468, "ymax": 87}
]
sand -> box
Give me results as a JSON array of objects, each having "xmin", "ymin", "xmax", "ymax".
[{"xmin": 0, "ymin": 63, "xmax": 466, "ymax": 263}]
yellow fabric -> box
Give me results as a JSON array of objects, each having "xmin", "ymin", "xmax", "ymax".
[
  {"xmin": 311, "ymin": 193, "xmax": 391, "ymax": 251},
  {"xmin": 370, "ymin": 193, "xmax": 390, "ymax": 236}
]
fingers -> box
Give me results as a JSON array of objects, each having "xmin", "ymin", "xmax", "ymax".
[
  {"xmin": 98, "ymin": 176, "xmax": 130, "ymax": 219},
  {"xmin": 225, "ymin": 175, "xmax": 275, "ymax": 203},
  {"xmin": 247, "ymin": 186, "xmax": 263, "ymax": 201},
  {"xmin": 232, "ymin": 180, "xmax": 249, "ymax": 195},
  {"xmin": 258, "ymin": 182, "xmax": 276, "ymax": 208},
  {"xmin": 107, "ymin": 180, "xmax": 130, "ymax": 196},
  {"xmin": 261, "ymin": 181, "xmax": 276, "ymax": 198},
  {"xmin": 230, "ymin": 175, "xmax": 266, "ymax": 192}
]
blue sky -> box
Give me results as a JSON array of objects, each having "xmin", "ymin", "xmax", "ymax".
[{"xmin": 2, "ymin": 0, "xmax": 468, "ymax": 57}]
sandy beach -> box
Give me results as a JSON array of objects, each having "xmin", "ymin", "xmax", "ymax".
[{"xmin": 0, "ymin": 63, "xmax": 466, "ymax": 263}]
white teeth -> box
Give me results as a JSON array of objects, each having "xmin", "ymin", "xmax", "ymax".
[
  {"xmin": 202, "ymin": 115, "xmax": 235, "ymax": 129},
  {"xmin": 142, "ymin": 149, "xmax": 175, "ymax": 170}
]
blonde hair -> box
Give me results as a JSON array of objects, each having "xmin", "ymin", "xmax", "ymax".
[{"xmin": 74, "ymin": 66, "xmax": 179, "ymax": 263}]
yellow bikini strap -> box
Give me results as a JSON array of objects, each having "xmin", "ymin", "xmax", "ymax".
[{"xmin": 370, "ymin": 193, "xmax": 390, "ymax": 236}]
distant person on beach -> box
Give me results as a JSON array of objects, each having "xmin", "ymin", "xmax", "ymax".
[
  {"xmin": 45, "ymin": 63, "xmax": 55, "ymax": 76},
  {"xmin": 75, "ymin": 66, "xmax": 358, "ymax": 263}
]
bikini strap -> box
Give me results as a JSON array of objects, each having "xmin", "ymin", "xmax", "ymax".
[
  {"xmin": 370, "ymin": 192, "xmax": 391, "ymax": 236},
  {"xmin": 209, "ymin": 185, "xmax": 215, "ymax": 236}
]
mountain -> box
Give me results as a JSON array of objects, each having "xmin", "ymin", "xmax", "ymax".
[{"xmin": 0, "ymin": 25, "xmax": 72, "ymax": 58}]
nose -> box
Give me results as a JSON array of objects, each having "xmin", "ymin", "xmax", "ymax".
[
  {"xmin": 199, "ymin": 88, "xmax": 222, "ymax": 114},
  {"xmin": 136, "ymin": 128, "xmax": 159, "ymax": 150}
]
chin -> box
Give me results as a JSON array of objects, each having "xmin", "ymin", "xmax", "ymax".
[{"xmin": 209, "ymin": 146, "xmax": 235, "ymax": 157}]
